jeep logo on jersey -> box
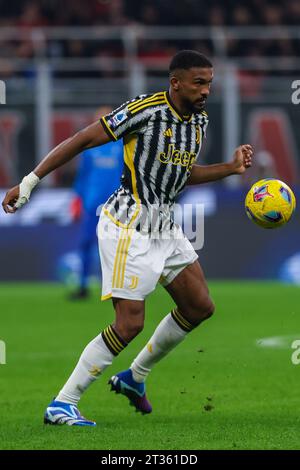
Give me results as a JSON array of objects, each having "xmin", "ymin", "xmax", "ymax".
[{"xmin": 158, "ymin": 144, "xmax": 197, "ymax": 170}]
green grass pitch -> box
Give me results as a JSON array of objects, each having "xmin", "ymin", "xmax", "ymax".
[{"xmin": 0, "ymin": 281, "xmax": 299, "ymax": 450}]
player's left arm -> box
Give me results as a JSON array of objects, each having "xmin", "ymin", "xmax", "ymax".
[{"xmin": 187, "ymin": 144, "xmax": 253, "ymax": 185}]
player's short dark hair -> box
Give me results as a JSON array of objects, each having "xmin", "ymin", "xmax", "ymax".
[{"xmin": 169, "ymin": 50, "xmax": 212, "ymax": 73}]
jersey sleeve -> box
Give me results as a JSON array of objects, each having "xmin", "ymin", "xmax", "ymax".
[{"xmin": 100, "ymin": 95, "xmax": 152, "ymax": 141}]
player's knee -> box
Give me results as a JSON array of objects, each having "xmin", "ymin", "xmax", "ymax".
[
  {"xmin": 115, "ymin": 319, "xmax": 144, "ymax": 343},
  {"xmin": 182, "ymin": 297, "xmax": 215, "ymax": 325},
  {"xmin": 127, "ymin": 303, "xmax": 145, "ymax": 334},
  {"xmin": 114, "ymin": 303, "xmax": 145, "ymax": 342},
  {"xmin": 125, "ymin": 318, "xmax": 144, "ymax": 341},
  {"xmin": 201, "ymin": 299, "xmax": 215, "ymax": 320}
]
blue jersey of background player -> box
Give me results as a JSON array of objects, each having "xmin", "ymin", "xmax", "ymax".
[{"xmin": 70, "ymin": 106, "xmax": 123, "ymax": 299}]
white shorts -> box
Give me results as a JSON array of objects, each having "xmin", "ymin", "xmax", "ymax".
[{"xmin": 97, "ymin": 210, "xmax": 198, "ymax": 301}]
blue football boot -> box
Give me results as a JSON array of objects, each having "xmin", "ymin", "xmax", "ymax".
[
  {"xmin": 108, "ymin": 369, "xmax": 152, "ymax": 414},
  {"xmin": 44, "ymin": 399, "xmax": 96, "ymax": 426}
]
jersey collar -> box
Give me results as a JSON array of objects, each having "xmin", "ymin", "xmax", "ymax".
[{"xmin": 164, "ymin": 91, "xmax": 193, "ymax": 123}]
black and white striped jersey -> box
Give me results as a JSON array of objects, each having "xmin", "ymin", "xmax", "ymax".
[{"xmin": 100, "ymin": 90, "xmax": 208, "ymax": 231}]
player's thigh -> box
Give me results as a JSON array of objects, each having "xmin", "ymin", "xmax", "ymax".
[
  {"xmin": 112, "ymin": 297, "xmax": 145, "ymax": 342},
  {"xmin": 165, "ymin": 260, "xmax": 214, "ymax": 324}
]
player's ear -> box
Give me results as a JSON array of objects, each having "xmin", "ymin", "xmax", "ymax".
[{"xmin": 170, "ymin": 75, "xmax": 180, "ymax": 91}]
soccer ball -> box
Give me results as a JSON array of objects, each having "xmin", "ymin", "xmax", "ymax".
[{"xmin": 245, "ymin": 178, "xmax": 296, "ymax": 229}]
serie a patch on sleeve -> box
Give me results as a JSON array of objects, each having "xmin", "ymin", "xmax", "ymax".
[{"xmin": 108, "ymin": 111, "xmax": 128, "ymax": 129}]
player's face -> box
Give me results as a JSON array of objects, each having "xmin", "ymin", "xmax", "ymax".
[{"xmin": 174, "ymin": 67, "xmax": 213, "ymax": 113}]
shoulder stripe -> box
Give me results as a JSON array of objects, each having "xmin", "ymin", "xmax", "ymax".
[
  {"xmin": 131, "ymin": 99, "xmax": 166, "ymax": 115},
  {"xmin": 127, "ymin": 92, "xmax": 165, "ymax": 110},
  {"xmin": 127, "ymin": 92, "xmax": 165, "ymax": 112},
  {"xmin": 128, "ymin": 96, "xmax": 164, "ymax": 113}
]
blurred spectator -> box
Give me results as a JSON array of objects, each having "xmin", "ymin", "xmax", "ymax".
[
  {"xmin": 232, "ymin": 5, "xmax": 253, "ymax": 26},
  {"xmin": 286, "ymin": 0, "xmax": 300, "ymax": 25},
  {"xmin": 207, "ymin": 5, "xmax": 226, "ymax": 26},
  {"xmin": 0, "ymin": 0, "xmax": 297, "ymax": 31},
  {"xmin": 262, "ymin": 4, "xmax": 283, "ymax": 26},
  {"xmin": 0, "ymin": 0, "xmax": 300, "ymax": 78},
  {"xmin": 139, "ymin": 4, "xmax": 161, "ymax": 26},
  {"xmin": 17, "ymin": 1, "xmax": 48, "ymax": 28}
]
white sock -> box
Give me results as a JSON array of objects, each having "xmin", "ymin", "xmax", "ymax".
[
  {"xmin": 56, "ymin": 325, "xmax": 127, "ymax": 405},
  {"xmin": 131, "ymin": 309, "xmax": 194, "ymax": 383}
]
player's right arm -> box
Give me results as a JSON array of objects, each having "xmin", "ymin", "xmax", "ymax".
[
  {"xmin": 3, "ymin": 94, "xmax": 151, "ymax": 214},
  {"xmin": 2, "ymin": 120, "xmax": 111, "ymax": 213}
]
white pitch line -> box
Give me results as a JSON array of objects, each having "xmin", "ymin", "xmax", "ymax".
[{"xmin": 256, "ymin": 335, "xmax": 300, "ymax": 349}]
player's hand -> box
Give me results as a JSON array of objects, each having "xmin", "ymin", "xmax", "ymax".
[
  {"xmin": 2, "ymin": 185, "xmax": 20, "ymax": 214},
  {"xmin": 231, "ymin": 144, "xmax": 253, "ymax": 175},
  {"xmin": 2, "ymin": 172, "xmax": 40, "ymax": 214},
  {"xmin": 70, "ymin": 195, "xmax": 83, "ymax": 221}
]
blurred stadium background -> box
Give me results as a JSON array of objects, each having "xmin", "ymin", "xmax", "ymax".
[
  {"xmin": 1, "ymin": 0, "xmax": 300, "ymax": 451},
  {"xmin": 1, "ymin": 0, "xmax": 300, "ymax": 283}
]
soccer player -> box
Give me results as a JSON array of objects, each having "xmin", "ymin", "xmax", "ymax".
[
  {"xmin": 69, "ymin": 107, "xmax": 123, "ymax": 299},
  {"xmin": 2, "ymin": 50, "xmax": 253, "ymax": 426}
]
